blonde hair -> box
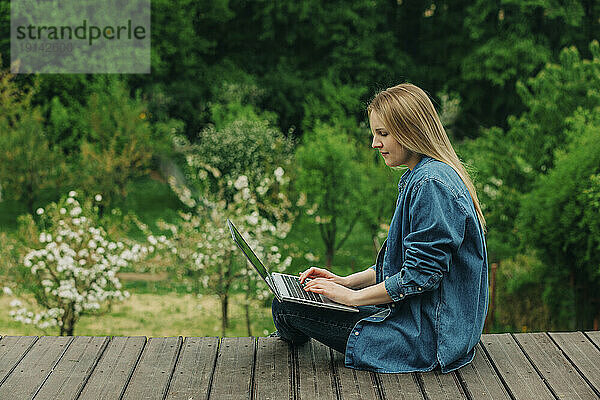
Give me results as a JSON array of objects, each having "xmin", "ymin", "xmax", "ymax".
[{"xmin": 368, "ymin": 83, "xmax": 486, "ymax": 231}]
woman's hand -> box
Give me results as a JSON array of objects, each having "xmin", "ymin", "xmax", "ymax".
[
  {"xmin": 302, "ymin": 278, "xmax": 358, "ymax": 306},
  {"xmin": 299, "ymin": 266, "xmax": 348, "ymax": 287}
]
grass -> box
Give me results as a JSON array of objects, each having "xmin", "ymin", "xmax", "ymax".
[
  {"xmin": 0, "ymin": 292, "xmax": 275, "ymax": 337},
  {"xmin": 1, "ymin": 268, "xmax": 276, "ymax": 337},
  {"xmin": 119, "ymin": 273, "xmax": 198, "ymax": 296}
]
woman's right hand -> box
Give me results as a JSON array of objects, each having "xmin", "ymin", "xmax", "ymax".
[{"xmin": 299, "ymin": 266, "xmax": 347, "ymax": 287}]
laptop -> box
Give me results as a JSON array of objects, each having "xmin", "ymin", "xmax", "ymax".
[{"xmin": 227, "ymin": 219, "xmax": 358, "ymax": 312}]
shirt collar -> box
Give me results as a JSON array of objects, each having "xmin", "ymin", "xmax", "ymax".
[
  {"xmin": 397, "ymin": 155, "xmax": 434, "ymax": 190},
  {"xmin": 413, "ymin": 155, "xmax": 434, "ymax": 170}
]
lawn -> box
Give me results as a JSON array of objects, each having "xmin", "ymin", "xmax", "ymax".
[{"xmin": 0, "ymin": 292, "xmax": 275, "ymax": 337}]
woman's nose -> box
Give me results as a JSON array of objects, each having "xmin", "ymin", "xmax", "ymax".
[{"xmin": 372, "ymin": 137, "xmax": 382, "ymax": 149}]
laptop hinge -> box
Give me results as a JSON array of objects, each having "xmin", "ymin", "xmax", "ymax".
[{"xmin": 267, "ymin": 274, "xmax": 283, "ymax": 302}]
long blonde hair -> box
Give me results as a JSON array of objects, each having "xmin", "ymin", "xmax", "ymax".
[{"xmin": 368, "ymin": 83, "xmax": 486, "ymax": 231}]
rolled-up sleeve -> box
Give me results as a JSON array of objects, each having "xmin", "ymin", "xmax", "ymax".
[{"xmin": 384, "ymin": 178, "xmax": 467, "ymax": 302}]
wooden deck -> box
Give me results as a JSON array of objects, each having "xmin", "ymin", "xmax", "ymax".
[{"xmin": 0, "ymin": 332, "xmax": 599, "ymax": 399}]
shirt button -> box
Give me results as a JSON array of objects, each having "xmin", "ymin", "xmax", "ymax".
[
  {"xmin": 385, "ymin": 275, "xmax": 389, "ymax": 279},
  {"xmin": 354, "ymin": 331, "xmax": 360, "ymax": 336},
  {"xmin": 417, "ymin": 287, "xmax": 422, "ymax": 291},
  {"xmin": 391, "ymin": 304, "xmax": 395, "ymax": 308},
  {"xmin": 399, "ymin": 294, "xmax": 404, "ymax": 298}
]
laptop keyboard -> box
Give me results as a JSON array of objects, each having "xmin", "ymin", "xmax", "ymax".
[{"xmin": 281, "ymin": 275, "xmax": 324, "ymax": 303}]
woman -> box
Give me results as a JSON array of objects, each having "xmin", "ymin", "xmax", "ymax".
[{"xmin": 271, "ymin": 83, "xmax": 489, "ymax": 373}]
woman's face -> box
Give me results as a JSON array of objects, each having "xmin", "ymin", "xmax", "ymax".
[{"xmin": 369, "ymin": 112, "xmax": 420, "ymax": 169}]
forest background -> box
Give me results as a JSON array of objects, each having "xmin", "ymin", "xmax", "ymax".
[{"xmin": 0, "ymin": 0, "xmax": 599, "ymax": 337}]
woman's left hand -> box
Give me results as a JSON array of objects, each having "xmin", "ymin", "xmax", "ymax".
[{"xmin": 303, "ymin": 278, "xmax": 358, "ymax": 306}]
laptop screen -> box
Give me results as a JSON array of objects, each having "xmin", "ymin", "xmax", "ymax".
[{"xmin": 227, "ymin": 219, "xmax": 277, "ymax": 291}]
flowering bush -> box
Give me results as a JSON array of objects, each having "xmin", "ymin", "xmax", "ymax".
[
  {"xmin": 164, "ymin": 118, "xmax": 296, "ymax": 335},
  {"xmin": 10, "ymin": 191, "xmax": 154, "ymax": 335},
  {"xmin": 163, "ymin": 166, "xmax": 294, "ymax": 335}
]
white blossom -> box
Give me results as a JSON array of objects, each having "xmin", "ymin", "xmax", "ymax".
[
  {"xmin": 234, "ymin": 175, "xmax": 249, "ymax": 190},
  {"xmin": 304, "ymin": 252, "xmax": 319, "ymax": 262},
  {"xmin": 10, "ymin": 299, "xmax": 22, "ymax": 307}
]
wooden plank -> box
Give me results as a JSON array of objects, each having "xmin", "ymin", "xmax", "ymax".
[
  {"xmin": 0, "ymin": 335, "xmax": 72, "ymax": 399},
  {"xmin": 254, "ymin": 337, "xmax": 293, "ymax": 400},
  {"xmin": 209, "ymin": 337, "xmax": 254, "ymax": 400},
  {"xmin": 585, "ymin": 331, "xmax": 600, "ymax": 349},
  {"xmin": 166, "ymin": 337, "xmax": 219, "ymax": 400},
  {"xmin": 78, "ymin": 336, "xmax": 146, "ymax": 400},
  {"xmin": 295, "ymin": 339, "xmax": 337, "ymax": 400},
  {"xmin": 480, "ymin": 333, "xmax": 554, "ymax": 400},
  {"xmin": 514, "ymin": 332, "xmax": 598, "ymax": 399},
  {"xmin": 376, "ymin": 371, "xmax": 424, "ymax": 400},
  {"xmin": 455, "ymin": 343, "xmax": 511, "ymax": 399},
  {"xmin": 418, "ymin": 369, "xmax": 467, "ymax": 399},
  {"xmin": 122, "ymin": 336, "xmax": 182, "ymax": 400},
  {"xmin": 34, "ymin": 336, "xmax": 109, "ymax": 400},
  {"xmin": 331, "ymin": 350, "xmax": 379, "ymax": 400},
  {"xmin": 0, "ymin": 336, "xmax": 37, "ymax": 385},
  {"xmin": 549, "ymin": 331, "xmax": 600, "ymax": 396}
]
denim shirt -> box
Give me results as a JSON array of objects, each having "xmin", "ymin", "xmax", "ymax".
[{"xmin": 345, "ymin": 156, "xmax": 489, "ymax": 373}]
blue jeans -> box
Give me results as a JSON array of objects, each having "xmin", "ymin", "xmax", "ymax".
[{"xmin": 271, "ymin": 298, "xmax": 380, "ymax": 353}]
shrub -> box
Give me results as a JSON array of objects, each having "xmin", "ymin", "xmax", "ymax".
[{"xmin": 10, "ymin": 191, "xmax": 154, "ymax": 335}]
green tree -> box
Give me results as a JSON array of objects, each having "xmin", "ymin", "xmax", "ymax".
[
  {"xmin": 218, "ymin": 0, "xmax": 407, "ymax": 139},
  {"xmin": 301, "ymin": 78, "xmax": 367, "ymax": 137},
  {"xmin": 459, "ymin": 0, "xmax": 600, "ymax": 136},
  {"xmin": 71, "ymin": 77, "xmax": 165, "ymax": 209},
  {"xmin": 39, "ymin": 75, "xmax": 95, "ymax": 155},
  {"xmin": 518, "ymin": 106, "xmax": 600, "ymax": 330},
  {"xmin": 127, "ymin": 0, "xmax": 234, "ymax": 138},
  {"xmin": 0, "ymin": 68, "xmax": 64, "ymax": 214},
  {"xmin": 459, "ymin": 41, "xmax": 600, "ymax": 331},
  {"xmin": 461, "ymin": 40, "xmax": 600, "ymax": 261},
  {"xmin": 459, "ymin": 126, "xmax": 526, "ymax": 261},
  {"xmin": 295, "ymin": 122, "xmax": 364, "ymax": 266},
  {"xmin": 508, "ymin": 42, "xmax": 600, "ymax": 176}
]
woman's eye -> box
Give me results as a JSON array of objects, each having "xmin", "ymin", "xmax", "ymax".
[{"xmin": 380, "ymin": 132, "xmax": 388, "ymax": 137}]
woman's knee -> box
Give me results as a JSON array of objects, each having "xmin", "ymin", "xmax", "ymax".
[
  {"xmin": 271, "ymin": 297, "xmax": 285, "ymax": 318},
  {"xmin": 272, "ymin": 297, "xmax": 306, "ymax": 317},
  {"xmin": 271, "ymin": 298, "xmax": 291, "ymax": 328},
  {"xmin": 271, "ymin": 299, "xmax": 309, "ymax": 343}
]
